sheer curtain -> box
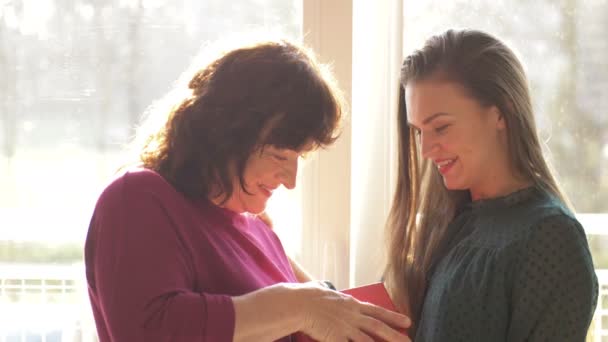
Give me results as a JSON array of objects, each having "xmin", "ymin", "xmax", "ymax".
[
  {"xmin": 292, "ymin": 0, "xmax": 404, "ymax": 289},
  {"xmin": 350, "ymin": 0, "xmax": 403, "ymax": 286},
  {"xmin": 298, "ymin": 0, "xmax": 353, "ymax": 290}
]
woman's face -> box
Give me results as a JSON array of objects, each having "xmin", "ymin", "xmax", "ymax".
[
  {"xmin": 221, "ymin": 145, "xmax": 306, "ymax": 214},
  {"xmin": 405, "ymin": 78, "xmax": 511, "ymax": 199}
]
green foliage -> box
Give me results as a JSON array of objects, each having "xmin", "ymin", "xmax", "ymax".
[{"xmin": 0, "ymin": 241, "xmax": 82, "ymax": 263}]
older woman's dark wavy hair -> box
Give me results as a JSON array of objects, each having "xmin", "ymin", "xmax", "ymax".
[{"xmin": 139, "ymin": 39, "xmax": 344, "ymax": 202}]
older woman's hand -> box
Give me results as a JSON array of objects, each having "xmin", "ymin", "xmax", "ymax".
[
  {"xmin": 233, "ymin": 282, "xmax": 410, "ymax": 341},
  {"xmin": 295, "ymin": 282, "xmax": 411, "ymax": 342}
]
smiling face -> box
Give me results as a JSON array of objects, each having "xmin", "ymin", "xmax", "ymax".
[
  {"xmin": 219, "ymin": 145, "xmax": 306, "ymax": 214},
  {"xmin": 405, "ymin": 77, "xmax": 516, "ymax": 200}
]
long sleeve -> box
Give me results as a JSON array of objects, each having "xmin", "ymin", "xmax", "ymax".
[
  {"xmin": 85, "ymin": 173, "xmax": 235, "ymax": 342},
  {"xmin": 507, "ymin": 214, "xmax": 598, "ymax": 342}
]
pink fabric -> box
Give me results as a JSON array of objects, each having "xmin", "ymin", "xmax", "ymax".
[{"xmin": 85, "ymin": 168, "xmax": 297, "ymax": 342}]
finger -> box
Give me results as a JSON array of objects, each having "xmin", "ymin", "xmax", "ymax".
[
  {"xmin": 316, "ymin": 323, "xmax": 369, "ymax": 342},
  {"xmin": 360, "ymin": 302, "xmax": 411, "ymax": 328},
  {"xmin": 357, "ymin": 316, "xmax": 410, "ymax": 342},
  {"xmin": 346, "ymin": 328, "xmax": 375, "ymax": 342}
]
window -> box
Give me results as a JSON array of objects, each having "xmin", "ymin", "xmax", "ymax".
[
  {"xmin": 3, "ymin": 0, "xmax": 604, "ymax": 339},
  {"xmin": 0, "ymin": 1, "xmax": 301, "ymax": 340}
]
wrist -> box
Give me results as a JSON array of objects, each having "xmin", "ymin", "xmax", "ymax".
[
  {"xmin": 280, "ymin": 283, "xmax": 310, "ymax": 331},
  {"xmin": 233, "ymin": 283, "xmax": 304, "ymax": 340},
  {"xmin": 265, "ymin": 283, "xmax": 310, "ymax": 332}
]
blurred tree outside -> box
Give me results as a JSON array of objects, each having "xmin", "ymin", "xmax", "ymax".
[
  {"xmin": 0, "ymin": 3, "xmax": 301, "ymax": 340},
  {"xmin": 0, "ymin": 0, "xmax": 300, "ymax": 264},
  {"xmin": 0, "ymin": 241, "xmax": 81, "ymax": 263},
  {"xmin": 0, "ymin": 2, "xmax": 303, "ymax": 341}
]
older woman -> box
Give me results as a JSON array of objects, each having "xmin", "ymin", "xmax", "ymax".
[{"xmin": 85, "ymin": 39, "xmax": 410, "ymax": 342}]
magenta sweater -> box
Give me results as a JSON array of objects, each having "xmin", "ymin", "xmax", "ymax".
[{"xmin": 85, "ymin": 168, "xmax": 298, "ymax": 341}]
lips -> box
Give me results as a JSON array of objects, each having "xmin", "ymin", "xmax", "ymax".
[
  {"xmin": 435, "ymin": 158, "xmax": 458, "ymax": 175},
  {"xmin": 258, "ymin": 184, "xmax": 276, "ymax": 198}
]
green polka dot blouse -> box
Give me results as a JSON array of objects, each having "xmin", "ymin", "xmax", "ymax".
[{"xmin": 415, "ymin": 186, "xmax": 598, "ymax": 342}]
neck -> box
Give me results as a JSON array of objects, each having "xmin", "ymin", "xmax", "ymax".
[
  {"xmin": 210, "ymin": 186, "xmax": 247, "ymax": 213},
  {"xmin": 469, "ymin": 163, "xmax": 533, "ymax": 201}
]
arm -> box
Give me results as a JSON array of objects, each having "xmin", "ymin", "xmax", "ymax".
[
  {"xmin": 289, "ymin": 256, "xmax": 315, "ymax": 282},
  {"xmin": 86, "ymin": 176, "xmax": 236, "ymax": 341},
  {"xmin": 232, "ymin": 284, "xmax": 301, "ymax": 341},
  {"xmin": 507, "ymin": 215, "xmax": 598, "ymax": 342}
]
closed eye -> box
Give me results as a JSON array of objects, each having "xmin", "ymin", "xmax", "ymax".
[
  {"xmin": 435, "ymin": 124, "xmax": 450, "ymax": 134},
  {"xmin": 272, "ymin": 154, "xmax": 288, "ymax": 161}
]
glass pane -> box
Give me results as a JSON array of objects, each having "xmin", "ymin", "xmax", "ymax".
[
  {"xmin": 0, "ymin": 0, "xmax": 302, "ymax": 340},
  {"xmin": 404, "ymin": 0, "xmax": 608, "ymax": 339}
]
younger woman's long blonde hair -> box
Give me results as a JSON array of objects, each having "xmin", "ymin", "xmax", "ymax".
[{"xmin": 384, "ymin": 29, "xmax": 571, "ymax": 332}]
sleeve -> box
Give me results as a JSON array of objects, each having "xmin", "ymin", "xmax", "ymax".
[
  {"xmin": 506, "ymin": 214, "xmax": 599, "ymax": 342},
  {"xmin": 85, "ymin": 175, "xmax": 235, "ymax": 342}
]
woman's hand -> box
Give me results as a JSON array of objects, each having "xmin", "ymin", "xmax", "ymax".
[
  {"xmin": 295, "ymin": 282, "xmax": 411, "ymax": 342},
  {"xmin": 233, "ymin": 282, "xmax": 410, "ymax": 341}
]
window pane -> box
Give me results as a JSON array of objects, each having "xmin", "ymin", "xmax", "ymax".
[
  {"xmin": 0, "ymin": 0, "xmax": 301, "ymax": 340},
  {"xmin": 404, "ymin": 0, "xmax": 608, "ymax": 339}
]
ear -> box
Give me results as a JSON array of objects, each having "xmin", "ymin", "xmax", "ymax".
[{"xmin": 491, "ymin": 106, "xmax": 506, "ymax": 130}]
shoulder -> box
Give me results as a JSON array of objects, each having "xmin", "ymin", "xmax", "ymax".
[
  {"xmin": 95, "ymin": 168, "xmax": 181, "ymax": 212},
  {"xmin": 121, "ymin": 167, "xmax": 172, "ymax": 191},
  {"xmin": 525, "ymin": 190, "xmax": 585, "ymax": 244},
  {"xmin": 507, "ymin": 188, "xmax": 580, "ymax": 238},
  {"xmin": 100, "ymin": 168, "xmax": 174, "ymax": 198},
  {"xmin": 532, "ymin": 213, "xmax": 585, "ymax": 237},
  {"xmin": 520, "ymin": 212, "xmax": 593, "ymax": 272},
  {"xmin": 510, "ymin": 191, "xmax": 591, "ymax": 265}
]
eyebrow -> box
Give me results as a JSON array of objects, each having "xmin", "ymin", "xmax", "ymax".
[{"xmin": 408, "ymin": 112, "xmax": 451, "ymax": 129}]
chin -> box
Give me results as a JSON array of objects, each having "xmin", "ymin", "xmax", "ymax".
[
  {"xmin": 246, "ymin": 203, "xmax": 268, "ymax": 215},
  {"xmin": 442, "ymin": 178, "xmax": 467, "ymax": 191}
]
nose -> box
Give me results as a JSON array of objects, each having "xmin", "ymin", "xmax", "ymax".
[
  {"xmin": 279, "ymin": 158, "xmax": 298, "ymax": 190},
  {"xmin": 419, "ymin": 131, "xmax": 439, "ymax": 159}
]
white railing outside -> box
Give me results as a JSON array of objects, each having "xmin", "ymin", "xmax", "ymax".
[
  {"xmin": 0, "ymin": 263, "xmax": 97, "ymax": 342},
  {"xmin": 591, "ymin": 269, "xmax": 608, "ymax": 342},
  {"xmin": 579, "ymin": 214, "xmax": 607, "ymax": 342}
]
